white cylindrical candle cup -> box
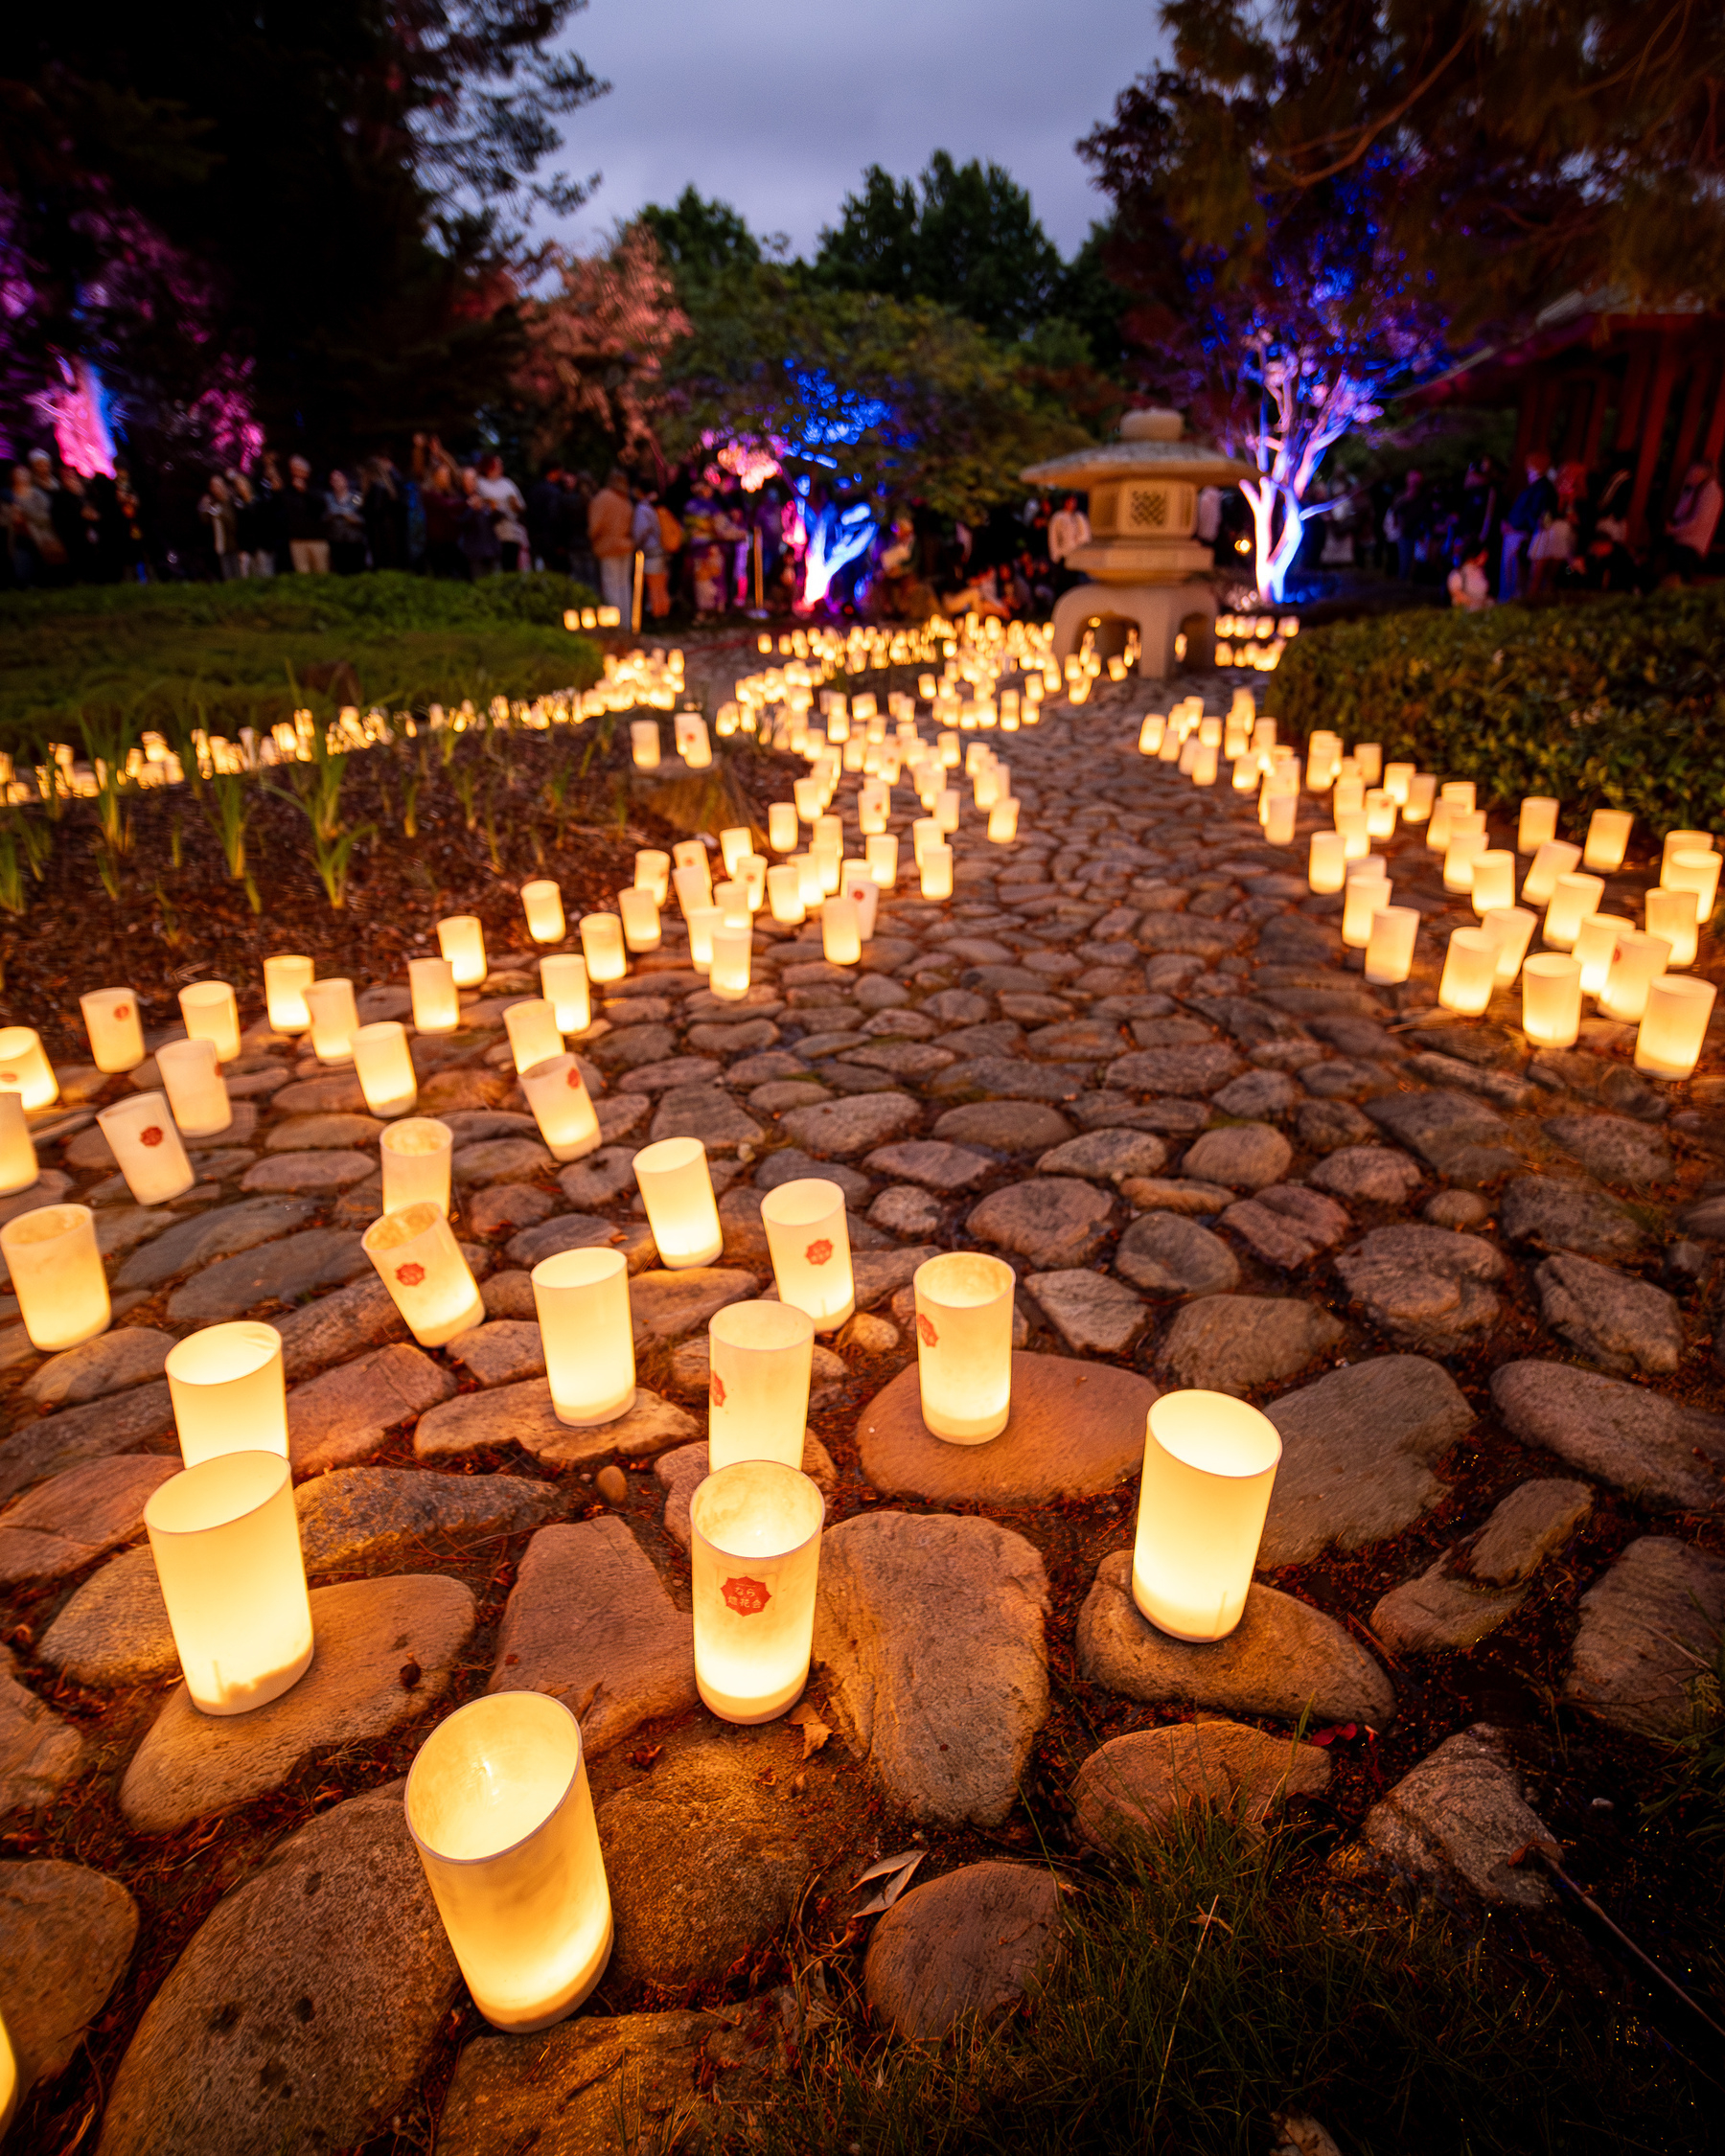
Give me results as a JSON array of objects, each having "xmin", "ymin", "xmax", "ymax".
[
  {"xmin": 1522, "ymin": 952, "xmax": 1583, "ymax": 1047},
  {"xmin": 1191, "ymin": 744, "xmax": 1218, "ymax": 787},
  {"xmin": 634, "ymin": 1136, "xmax": 723, "ymax": 1268},
  {"xmin": 821, "ymin": 897, "xmax": 862, "ymax": 966},
  {"xmin": 672, "ymin": 839, "xmax": 709, "ymax": 877},
  {"xmin": 913, "ymin": 1250, "xmax": 1014, "ymax": 1443},
  {"xmin": 761, "ymin": 1178, "xmax": 855, "ymax": 1330},
  {"xmin": 303, "ymin": 978, "xmax": 359, "ymax": 1063},
  {"xmin": 934, "ymin": 788, "xmax": 960, "ymax": 834},
  {"xmin": 579, "ymin": 914, "xmax": 627, "ymax": 983},
  {"xmin": 1544, "ymin": 872, "xmax": 1606, "ymax": 951},
  {"xmin": 687, "ymin": 906, "xmax": 719, "ymax": 970},
  {"xmin": 519, "ymin": 1053, "xmax": 602, "ymax": 1162},
  {"xmin": 1336, "ymin": 809, "xmax": 1369, "ymax": 860},
  {"xmin": 1426, "ymin": 800, "xmax": 1454, "ymax": 854},
  {"xmin": 540, "ymin": 953, "xmax": 590, "ymax": 1034},
  {"xmin": 1599, "ymin": 931, "xmax": 1671, "ymax": 1022},
  {"xmin": 1574, "ymin": 914, "xmax": 1632, "ymax": 998},
  {"xmin": 841, "ymin": 863, "xmax": 879, "ymax": 940},
  {"xmin": 1469, "ymin": 850, "xmax": 1517, "ymax": 916},
  {"xmin": 1404, "ymin": 772, "xmax": 1436, "ymax": 823},
  {"xmin": 1364, "ymin": 789, "xmax": 1397, "ymax": 837},
  {"xmin": 437, "ymin": 915, "xmax": 488, "ymax": 987},
  {"xmin": 1132, "ymin": 1390, "xmax": 1280, "ymax": 1641},
  {"xmin": 710, "ymin": 926, "xmax": 752, "ymax": 1000},
  {"xmin": 631, "ymin": 719, "xmax": 660, "ymax": 768},
  {"xmin": 769, "ymin": 801, "xmax": 798, "ymax": 852},
  {"xmin": 1264, "ymin": 791, "xmax": 1298, "ymax": 847},
  {"xmin": 1355, "ymin": 743, "xmax": 1382, "ymax": 785},
  {"xmin": 795, "ymin": 853, "xmax": 823, "ymax": 907},
  {"xmin": 1522, "ymin": 840, "xmax": 1583, "ymax": 906},
  {"xmin": 713, "ymin": 879, "xmax": 748, "ymax": 929},
  {"xmin": 520, "ymin": 879, "xmax": 565, "ymax": 943},
  {"xmin": 1664, "ymin": 847, "xmax": 1721, "ymax": 926},
  {"xmin": 1636, "ymin": 976, "xmax": 1717, "ymax": 1078},
  {"xmin": 145, "ymin": 1451, "xmax": 312, "ymax": 1715},
  {"xmin": 0, "ymin": 1092, "xmax": 36, "ymax": 1196},
  {"xmin": 1662, "ymin": 829, "xmax": 1714, "ymax": 878},
  {"xmin": 738, "ymin": 854, "xmax": 769, "ymax": 910},
  {"xmin": 634, "ymin": 849, "xmax": 672, "ymax": 905},
  {"xmin": 866, "ymin": 834, "xmax": 899, "ymax": 887},
  {"xmin": 407, "ymin": 1691, "xmax": 611, "ymax": 2031},
  {"xmin": 263, "ymin": 955, "xmax": 315, "ymax": 1036},
  {"xmin": 708, "ymin": 1301, "xmax": 813, "ymax": 1470},
  {"xmin": 1363, "ymin": 905, "xmax": 1419, "ymax": 986},
  {"xmin": 81, "ymin": 987, "xmax": 146, "ymax": 1072},
  {"xmin": 1332, "ymin": 775, "xmax": 1365, "ymax": 818},
  {"xmin": 157, "ymin": 1036, "xmax": 232, "ymax": 1137},
  {"xmin": 1308, "ymin": 831, "xmax": 1346, "ymax": 893},
  {"xmin": 794, "ymin": 776, "xmax": 821, "ymax": 824},
  {"xmin": 1646, "ymin": 885, "xmax": 1699, "ymax": 969},
  {"xmin": 0, "ymin": 1202, "xmax": 108, "ymax": 1349},
  {"xmin": 689, "ymin": 1461, "xmax": 825, "ymax": 1724},
  {"xmin": 988, "ymin": 797, "xmax": 1021, "ymax": 842},
  {"xmin": 1341, "ymin": 874, "xmax": 1391, "ymax": 949},
  {"xmin": 1383, "ymin": 761, "xmax": 1414, "ymax": 805},
  {"xmin": 720, "ymin": 825, "xmax": 751, "ymax": 877},
  {"xmin": 1583, "ymin": 810, "xmax": 1633, "ymax": 873},
  {"xmin": 618, "ymin": 887, "xmax": 661, "ymax": 952},
  {"xmin": 814, "ymin": 813, "xmax": 843, "ymax": 854},
  {"xmin": 1482, "ymin": 906, "xmax": 1538, "ymax": 983},
  {"xmin": 353, "ymin": 1021, "xmax": 418, "ymax": 1116},
  {"xmin": 1438, "ymin": 928, "xmax": 1498, "ymax": 1015},
  {"xmin": 178, "ymin": 980, "xmax": 241, "ymax": 1063},
  {"xmin": 166, "ymin": 1320, "xmax": 288, "ymax": 1468},
  {"xmin": 363, "ymin": 1202, "xmax": 484, "ymax": 1345},
  {"xmin": 921, "ymin": 843, "xmax": 954, "ymax": 900},
  {"xmin": 381, "ymin": 1117, "xmax": 453, "ymax": 1215},
  {"xmin": 98, "ymin": 1092, "xmax": 195, "ymax": 1205},
  {"xmin": 1442, "ymin": 831, "xmax": 1489, "ymax": 893},
  {"xmin": 409, "ymin": 956, "xmax": 461, "ymax": 1034},
  {"xmin": 505, "ymin": 998, "xmax": 564, "ymax": 1076},
  {"xmin": 767, "ymin": 864, "xmax": 805, "ymax": 924},
  {"xmin": 533, "ymin": 1247, "xmax": 634, "ymax": 1423},
  {"xmin": 811, "ymin": 842, "xmax": 841, "ymax": 896},
  {"xmin": 1440, "ymin": 780, "xmax": 1476, "ymax": 813},
  {"xmin": 1518, "ymin": 797, "xmax": 1559, "ymax": 854}
]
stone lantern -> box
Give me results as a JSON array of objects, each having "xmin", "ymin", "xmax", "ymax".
[{"xmin": 1023, "ymin": 409, "xmax": 1252, "ymax": 677}]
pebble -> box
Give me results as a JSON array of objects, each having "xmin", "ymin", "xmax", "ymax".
[
  {"xmin": 0, "ymin": 1646, "xmax": 86, "ymax": 1822},
  {"xmin": 1181, "ymin": 1122, "xmax": 1293, "ymax": 1191},
  {"xmin": 1334, "ymin": 1224, "xmax": 1506, "ymax": 1346},
  {"xmin": 814, "ymin": 1511, "xmax": 1048, "ymax": 1824},
  {"xmin": 1115, "ymin": 1212, "xmax": 1240, "ymax": 1297},
  {"xmin": 0, "ymin": 1859, "xmax": 137, "ymax": 2103},
  {"xmin": 1024, "ymin": 1268, "xmax": 1149, "ymax": 1353},
  {"xmin": 967, "ymin": 1177, "xmax": 1115, "ymax": 1267},
  {"xmin": 1532, "ymin": 1251, "xmax": 1682, "ymax": 1374},
  {"xmin": 1037, "ymin": 1127, "xmax": 1169, "ymax": 1181},
  {"xmin": 1499, "ymin": 1176, "xmax": 1647, "ymax": 1260},
  {"xmin": 869, "ymin": 1184, "xmax": 945, "ymax": 1237},
  {"xmin": 1563, "ymin": 1537, "xmax": 1725, "ymax": 1737},
  {"xmin": 780, "ymin": 1090, "xmax": 921, "ymax": 1158},
  {"xmin": 864, "ymin": 1862, "xmax": 1063, "ymax": 2039},
  {"xmin": 1212, "ymin": 1068, "xmax": 1300, "ymax": 1119},
  {"xmin": 168, "ymin": 1226, "xmax": 369, "ymax": 1323},
  {"xmin": 113, "ymin": 1195, "xmax": 313, "ymax": 1291},
  {"xmin": 629, "ymin": 1266, "xmax": 761, "ymax": 1343},
  {"xmin": 1362, "ymin": 1725, "xmax": 1555, "ymax": 1907},
  {"xmin": 445, "ymin": 1319, "xmax": 546, "ymax": 1387},
  {"xmin": 1118, "ymin": 1175, "xmax": 1237, "ymax": 1215},
  {"xmin": 1296, "ymin": 1098, "xmax": 1376, "ymax": 1153},
  {"xmin": 932, "ymin": 1099, "xmax": 1073, "ymax": 1151},
  {"xmin": 1221, "ymin": 1184, "xmax": 1351, "ymax": 1269},
  {"xmin": 22, "ymin": 1325, "xmax": 174, "ymax": 1408},
  {"xmin": 1160, "ymin": 1295, "xmax": 1345, "ymax": 1395},
  {"xmin": 1306, "ymin": 1146, "xmax": 1422, "ymax": 1205},
  {"xmin": 1070, "ymin": 1721, "xmax": 1331, "ymax": 1851}
]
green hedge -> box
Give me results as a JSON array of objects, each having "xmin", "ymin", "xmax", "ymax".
[{"xmin": 1273, "ymin": 585, "xmax": 1725, "ymax": 834}]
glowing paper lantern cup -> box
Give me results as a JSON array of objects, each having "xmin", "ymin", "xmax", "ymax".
[
  {"xmin": 1341, "ymin": 873, "xmax": 1391, "ymax": 950},
  {"xmin": 689, "ymin": 1461, "xmax": 825, "ymax": 1724},
  {"xmin": 0, "ymin": 1091, "xmax": 36, "ymax": 1198},
  {"xmin": 166, "ymin": 1320, "xmax": 288, "ymax": 1467},
  {"xmin": 99, "ymin": 1092, "xmax": 195, "ymax": 1206},
  {"xmin": 179, "ymin": 979, "xmax": 241, "ymax": 1063},
  {"xmin": 578, "ymin": 914, "xmax": 626, "ymax": 984},
  {"xmin": 1517, "ymin": 797, "xmax": 1559, "ymax": 854},
  {"xmin": 1522, "ymin": 840, "xmax": 1582, "ymax": 907},
  {"xmin": 710, "ymin": 925, "xmax": 752, "ymax": 1001},
  {"xmin": 81, "ymin": 986, "xmax": 146, "ymax": 1073},
  {"xmin": 618, "ymin": 887, "xmax": 661, "ymax": 952},
  {"xmin": 1483, "ymin": 906, "xmax": 1538, "ymax": 984},
  {"xmin": 304, "ymin": 977, "xmax": 360, "ymax": 1063},
  {"xmin": 1599, "ymin": 930, "xmax": 1671, "ymax": 1022},
  {"xmin": 533, "ymin": 1247, "xmax": 634, "ymax": 1424},
  {"xmin": 264, "ymin": 953, "xmax": 315, "ymax": 1035},
  {"xmin": 634, "ymin": 1136, "xmax": 724, "ymax": 1268},
  {"xmin": 1438, "ymin": 927, "xmax": 1498, "ymax": 1016},
  {"xmin": 1664, "ymin": 847, "xmax": 1721, "ymax": 926},
  {"xmin": 1522, "ymin": 953, "xmax": 1583, "ymax": 1048},
  {"xmin": 505, "ymin": 998, "xmax": 563, "ymax": 1077},
  {"xmin": 1364, "ymin": 905, "xmax": 1419, "ymax": 987},
  {"xmin": 1636, "ymin": 975, "xmax": 1717, "ymax": 1079},
  {"xmin": 381, "ymin": 1117, "xmax": 453, "ymax": 1215},
  {"xmin": 437, "ymin": 914, "xmax": 488, "ymax": 988},
  {"xmin": 0, "ymin": 1026, "xmax": 58, "ymax": 1111},
  {"xmin": 540, "ymin": 952, "xmax": 590, "ymax": 1034},
  {"xmin": 1544, "ymin": 872, "xmax": 1605, "ymax": 951},
  {"xmin": 0, "ymin": 1203, "xmax": 109, "ymax": 1350},
  {"xmin": 144, "ymin": 1450, "xmax": 313, "ymax": 1714},
  {"xmin": 520, "ymin": 1053, "xmax": 602, "ymax": 1161},
  {"xmin": 768, "ymin": 801, "xmax": 798, "ymax": 853},
  {"xmin": 821, "ymin": 896, "xmax": 862, "ymax": 966},
  {"xmin": 520, "ymin": 878, "xmax": 565, "ymax": 944},
  {"xmin": 1574, "ymin": 913, "xmax": 1632, "ymax": 997},
  {"xmin": 912, "ymin": 1251, "xmax": 1015, "ymax": 1443},
  {"xmin": 406, "ymin": 1691, "xmax": 612, "ymax": 2031},
  {"xmin": 635, "ymin": 848, "xmax": 672, "ymax": 905},
  {"xmin": 347, "ymin": 1021, "xmax": 415, "ymax": 1117},
  {"xmin": 363, "ymin": 1202, "xmax": 484, "ymax": 1346},
  {"xmin": 767, "ymin": 864, "xmax": 805, "ymax": 924},
  {"xmin": 1583, "ymin": 809, "xmax": 1633, "ymax": 873},
  {"xmin": 631, "ymin": 720, "xmax": 660, "ymax": 769},
  {"xmin": 1646, "ymin": 885, "xmax": 1699, "ymax": 969},
  {"xmin": 1131, "ymin": 1391, "xmax": 1280, "ymax": 1642},
  {"xmin": 708, "ymin": 1300, "xmax": 814, "ymax": 1470},
  {"xmin": 921, "ymin": 843, "xmax": 954, "ymax": 900},
  {"xmin": 157, "ymin": 1036, "xmax": 232, "ymax": 1138},
  {"xmin": 409, "ymin": 956, "xmax": 460, "ymax": 1034},
  {"xmin": 1469, "ymin": 850, "xmax": 1517, "ymax": 917},
  {"xmin": 761, "ymin": 1178, "xmax": 855, "ymax": 1330},
  {"xmin": 1307, "ymin": 832, "xmax": 1346, "ymax": 894}
]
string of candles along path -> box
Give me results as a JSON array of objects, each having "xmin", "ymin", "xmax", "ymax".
[{"xmin": 1138, "ymin": 693, "xmax": 1718, "ymax": 1081}]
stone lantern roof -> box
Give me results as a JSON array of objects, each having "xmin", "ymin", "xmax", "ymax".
[{"xmin": 1022, "ymin": 409, "xmax": 1253, "ymax": 585}]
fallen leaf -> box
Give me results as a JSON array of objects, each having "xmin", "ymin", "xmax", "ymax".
[
  {"xmin": 853, "ymin": 1850, "xmax": 925, "ymax": 1915},
  {"xmin": 788, "ymin": 1703, "xmax": 834, "ymax": 1759}
]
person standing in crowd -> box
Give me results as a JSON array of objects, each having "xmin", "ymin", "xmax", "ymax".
[
  {"xmin": 474, "ymin": 453, "xmax": 527, "ymax": 572},
  {"xmin": 323, "ymin": 470, "xmax": 367, "ymax": 574},
  {"xmin": 1047, "ymin": 493, "xmax": 1090, "ymax": 590},
  {"xmin": 587, "ymin": 467, "xmax": 634, "ymax": 613},
  {"xmin": 564, "ymin": 470, "xmax": 597, "ymax": 589},
  {"xmin": 527, "ymin": 465, "xmax": 567, "ymax": 572},
  {"xmin": 284, "ymin": 457, "xmax": 329, "ymax": 573},
  {"xmin": 197, "ymin": 472, "xmax": 242, "ymax": 578},
  {"xmin": 1659, "ymin": 459, "xmax": 1723, "ymax": 585},
  {"xmin": 458, "ymin": 467, "xmax": 501, "ymax": 578},
  {"xmin": 1447, "ymin": 541, "xmax": 1494, "ymax": 610},
  {"xmin": 362, "ymin": 456, "xmax": 405, "ymax": 570},
  {"xmin": 6, "ymin": 464, "xmax": 57, "ymax": 585},
  {"xmin": 251, "ymin": 453, "xmax": 288, "ymax": 574},
  {"xmin": 420, "ymin": 463, "xmax": 464, "ymax": 578},
  {"xmin": 632, "ymin": 485, "xmax": 670, "ymax": 620},
  {"xmin": 1500, "ymin": 456, "xmax": 1556, "ymax": 600},
  {"xmin": 227, "ymin": 471, "xmax": 268, "ymax": 577}
]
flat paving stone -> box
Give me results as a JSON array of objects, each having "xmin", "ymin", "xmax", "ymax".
[
  {"xmin": 264, "ymin": 1112, "xmax": 384, "ymax": 1152},
  {"xmin": 1212, "ymin": 1068, "xmax": 1300, "ymax": 1120},
  {"xmin": 489, "ymin": 1517, "xmax": 697, "ymax": 1757},
  {"xmin": 1545, "ymin": 1113, "xmax": 1671, "ymax": 1189},
  {"xmin": 1368, "ymin": 1479, "xmax": 1595, "ymax": 1658},
  {"xmin": 416, "ymin": 1376, "xmax": 696, "ymax": 1467},
  {"xmin": 1532, "ymin": 1251, "xmax": 1682, "ymax": 1374},
  {"xmin": 1306, "ymin": 1146, "xmax": 1423, "ymax": 1204},
  {"xmin": 1076, "ymin": 1550, "xmax": 1395, "ymax": 1726},
  {"xmin": 650, "ymin": 1086, "xmax": 765, "ymax": 1152},
  {"xmin": 0, "ymin": 1380, "xmax": 175, "ymax": 1506},
  {"xmin": 863, "ymin": 1138, "xmax": 996, "ymax": 1190},
  {"xmin": 1107, "ymin": 1044, "xmax": 1243, "ymax": 1095},
  {"xmin": 1221, "ymin": 1184, "xmax": 1350, "ymax": 1269},
  {"xmin": 114, "ymin": 1196, "xmax": 313, "ymax": 1291},
  {"xmin": 22, "ymin": 1326, "xmax": 174, "ymax": 1409},
  {"xmin": 0, "ymin": 1858, "xmax": 137, "ymax": 2103},
  {"xmin": 168, "ymin": 1227, "xmax": 369, "ymax": 1323},
  {"xmin": 1562, "ymin": 1537, "xmax": 1725, "ymax": 1738},
  {"xmin": 296, "ymin": 1465, "xmax": 559, "ymax": 1574},
  {"xmin": 927, "ymin": 1056, "xmax": 1091, "ymax": 1102},
  {"xmin": 858, "ymin": 1351, "xmax": 1155, "ymax": 1504},
  {"xmin": 967, "ymin": 1177, "xmax": 1114, "ymax": 1266},
  {"xmin": 445, "ymin": 1319, "xmax": 546, "ymax": 1387},
  {"xmin": 120, "ymin": 1574, "xmax": 475, "ymax": 1833},
  {"xmin": 780, "ymin": 1090, "xmax": 921, "ymax": 1158},
  {"xmin": 1159, "ymin": 1295, "xmax": 1345, "ymax": 1396},
  {"xmin": 506, "ymin": 1212, "xmax": 656, "ymax": 1273},
  {"xmin": 863, "ymin": 1861, "xmax": 1063, "ymax": 2040},
  {"xmin": 1037, "ymin": 1128, "xmax": 1169, "ymax": 1182},
  {"xmin": 1298, "ymin": 1099, "xmax": 1377, "ymax": 1154},
  {"xmin": 274, "ymin": 1275, "xmax": 407, "ymax": 1382},
  {"xmin": 1362, "ymin": 1725, "xmax": 1555, "ymax": 1909},
  {"xmin": 1260, "ymin": 1355, "xmax": 1474, "ymax": 1567},
  {"xmin": 630, "ymin": 1266, "xmax": 760, "ymax": 1343},
  {"xmin": 1499, "ymin": 1176, "xmax": 1647, "ymax": 1260},
  {"xmin": 1070, "ymin": 1721, "xmax": 1331, "ymax": 1852},
  {"xmin": 451, "ymin": 1136, "xmax": 556, "ymax": 1183},
  {"xmin": 1116, "ymin": 1212, "xmax": 1240, "ymax": 1297},
  {"xmin": 0, "ymin": 1454, "xmax": 178, "ymax": 1588},
  {"xmin": 1024, "ymin": 1268, "xmax": 1150, "ymax": 1354},
  {"xmin": 0, "ymin": 1648, "xmax": 86, "ymax": 1821},
  {"xmin": 1181, "ymin": 1123, "xmax": 1294, "ymax": 1191},
  {"xmin": 287, "ymin": 1343, "xmax": 456, "ymax": 1472},
  {"xmin": 1364, "ymin": 1089, "xmax": 1518, "ymax": 1184},
  {"xmin": 556, "ymin": 1143, "xmax": 641, "ymax": 1207},
  {"xmin": 97, "ymin": 1787, "xmax": 459, "ymax": 2156},
  {"xmin": 1334, "ymin": 1224, "xmax": 1506, "ymax": 1347},
  {"xmin": 932, "ymin": 1100, "xmax": 1073, "ymax": 1152},
  {"xmin": 814, "ymin": 1511, "xmax": 1047, "ymax": 1825},
  {"xmin": 655, "ymin": 1431, "xmax": 838, "ymax": 1549}
]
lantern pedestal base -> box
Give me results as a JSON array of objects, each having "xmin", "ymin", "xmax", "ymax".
[
  {"xmin": 1048, "ymin": 580, "xmax": 1218, "ymax": 677},
  {"xmin": 858, "ymin": 1353, "xmax": 1156, "ymax": 1504}
]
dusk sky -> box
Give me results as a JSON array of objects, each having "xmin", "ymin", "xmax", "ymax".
[{"xmin": 539, "ymin": 0, "xmax": 1165, "ymax": 262}]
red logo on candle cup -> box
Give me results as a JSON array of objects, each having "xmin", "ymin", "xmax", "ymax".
[
  {"xmin": 566, "ymin": 1068, "xmax": 585, "ymax": 1090},
  {"xmin": 0, "ymin": 1073, "xmax": 13, "ymax": 1086},
  {"xmin": 396, "ymin": 1262, "xmax": 426, "ymax": 1286},
  {"xmin": 805, "ymin": 1238, "xmax": 833, "ymax": 1266},
  {"xmin": 140, "ymin": 1126, "xmax": 165, "ymax": 1148},
  {"xmin": 114, "ymin": 1003, "xmax": 130, "ymax": 1021},
  {"xmin": 917, "ymin": 1312, "xmax": 938, "ymax": 1347},
  {"xmin": 722, "ymin": 1574, "xmax": 770, "ymax": 1616},
  {"xmin": 710, "ymin": 1369, "xmax": 726, "ymax": 1408}
]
